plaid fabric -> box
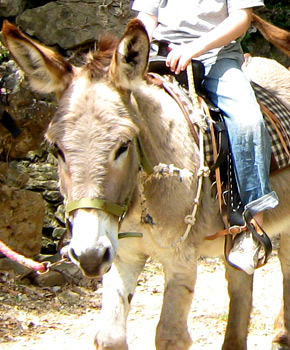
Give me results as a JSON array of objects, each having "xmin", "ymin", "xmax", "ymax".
[{"xmin": 252, "ymin": 82, "xmax": 290, "ymax": 171}]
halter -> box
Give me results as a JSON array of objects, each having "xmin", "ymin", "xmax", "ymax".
[
  {"xmin": 64, "ymin": 137, "xmax": 153, "ymax": 239},
  {"xmin": 66, "ymin": 198, "xmax": 128, "ymax": 219}
]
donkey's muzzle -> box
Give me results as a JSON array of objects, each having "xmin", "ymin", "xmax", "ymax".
[{"xmin": 69, "ymin": 246, "xmax": 112, "ymax": 277}]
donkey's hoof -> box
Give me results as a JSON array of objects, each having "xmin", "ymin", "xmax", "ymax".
[{"xmin": 272, "ymin": 343, "xmax": 290, "ymax": 350}]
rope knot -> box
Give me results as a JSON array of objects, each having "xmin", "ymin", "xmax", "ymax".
[
  {"xmin": 197, "ymin": 166, "xmax": 210, "ymax": 177},
  {"xmin": 184, "ymin": 215, "xmax": 196, "ymax": 226}
]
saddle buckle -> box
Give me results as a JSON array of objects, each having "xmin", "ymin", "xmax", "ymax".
[{"xmin": 229, "ymin": 225, "xmax": 247, "ymax": 235}]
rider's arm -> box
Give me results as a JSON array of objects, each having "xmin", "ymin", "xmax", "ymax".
[
  {"xmin": 137, "ymin": 12, "xmax": 158, "ymax": 40},
  {"xmin": 167, "ymin": 8, "xmax": 253, "ymax": 74}
]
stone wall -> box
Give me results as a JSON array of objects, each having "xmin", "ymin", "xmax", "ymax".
[{"xmin": 0, "ymin": 59, "xmax": 57, "ymax": 257}]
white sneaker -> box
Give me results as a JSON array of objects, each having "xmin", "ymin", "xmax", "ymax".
[{"xmin": 227, "ymin": 232, "xmax": 260, "ymax": 275}]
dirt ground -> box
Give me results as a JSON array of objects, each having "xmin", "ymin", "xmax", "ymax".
[{"xmin": 0, "ymin": 253, "xmax": 282, "ymax": 350}]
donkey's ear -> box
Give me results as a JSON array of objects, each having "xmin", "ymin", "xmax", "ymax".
[
  {"xmin": 109, "ymin": 19, "xmax": 149, "ymax": 90},
  {"xmin": 1, "ymin": 20, "xmax": 75, "ymax": 94}
]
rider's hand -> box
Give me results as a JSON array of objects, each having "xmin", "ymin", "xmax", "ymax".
[{"xmin": 166, "ymin": 40, "xmax": 206, "ymax": 74}]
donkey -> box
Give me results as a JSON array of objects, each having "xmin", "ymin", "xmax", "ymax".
[
  {"xmin": 241, "ymin": 14, "xmax": 290, "ymax": 110},
  {"xmin": 251, "ymin": 13, "xmax": 290, "ymax": 57},
  {"xmin": 2, "ymin": 19, "xmax": 290, "ymax": 350},
  {"xmin": 242, "ymin": 54, "xmax": 290, "ymax": 110}
]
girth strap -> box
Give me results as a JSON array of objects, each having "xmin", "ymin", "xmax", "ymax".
[{"xmin": 205, "ymin": 224, "xmax": 248, "ymax": 241}]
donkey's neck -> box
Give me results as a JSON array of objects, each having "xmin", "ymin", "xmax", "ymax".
[{"xmin": 132, "ymin": 82, "xmax": 199, "ymax": 172}]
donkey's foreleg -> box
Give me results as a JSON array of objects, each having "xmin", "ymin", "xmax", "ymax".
[
  {"xmin": 155, "ymin": 258, "xmax": 197, "ymax": 350},
  {"xmin": 95, "ymin": 252, "xmax": 147, "ymax": 350},
  {"xmin": 222, "ymin": 262, "xmax": 253, "ymax": 350},
  {"xmin": 272, "ymin": 233, "xmax": 290, "ymax": 350}
]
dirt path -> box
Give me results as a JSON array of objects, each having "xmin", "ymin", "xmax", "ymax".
[{"xmin": 0, "ymin": 254, "xmax": 282, "ymax": 350}]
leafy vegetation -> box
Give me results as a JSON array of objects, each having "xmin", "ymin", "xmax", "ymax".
[
  {"xmin": 0, "ymin": 44, "xmax": 9, "ymax": 63},
  {"xmin": 242, "ymin": 1, "xmax": 290, "ymax": 61},
  {"xmin": 264, "ymin": 0, "xmax": 290, "ymax": 29}
]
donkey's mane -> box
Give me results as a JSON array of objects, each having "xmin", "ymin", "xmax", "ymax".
[{"xmin": 83, "ymin": 34, "xmax": 118, "ymax": 79}]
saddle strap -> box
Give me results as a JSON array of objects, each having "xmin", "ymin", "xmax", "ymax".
[
  {"xmin": 209, "ymin": 112, "xmax": 223, "ymax": 212},
  {"xmin": 243, "ymin": 211, "xmax": 273, "ymax": 268},
  {"xmin": 200, "ymin": 98, "xmax": 228, "ymax": 216},
  {"xmin": 205, "ymin": 224, "xmax": 248, "ymax": 240}
]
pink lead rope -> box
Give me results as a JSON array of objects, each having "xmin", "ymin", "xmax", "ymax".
[{"xmin": 0, "ymin": 239, "xmax": 49, "ymax": 273}]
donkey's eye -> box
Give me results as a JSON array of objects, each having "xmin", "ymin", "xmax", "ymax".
[
  {"xmin": 53, "ymin": 143, "xmax": 66, "ymax": 162},
  {"xmin": 114, "ymin": 141, "xmax": 130, "ymax": 160}
]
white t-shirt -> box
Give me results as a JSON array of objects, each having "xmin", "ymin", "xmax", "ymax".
[{"xmin": 131, "ymin": 0, "xmax": 264, "ymax": 65}]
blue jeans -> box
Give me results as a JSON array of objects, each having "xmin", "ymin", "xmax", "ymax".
[{"xmin": 202, "ymin": 58, "xmax": 279, "ymax": 217}]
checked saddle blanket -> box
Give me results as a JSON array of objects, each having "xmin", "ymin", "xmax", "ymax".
[{"xmin": 252, "ymin": 82, "xmax": 290, "ymax": 173}]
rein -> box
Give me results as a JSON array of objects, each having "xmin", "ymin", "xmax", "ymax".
[{"xmin": 0, "ymin": 240, "xmax": 49, "ymax": 273}]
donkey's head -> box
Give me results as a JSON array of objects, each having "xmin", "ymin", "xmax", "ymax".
[{"xmin": 2, "ymin": 20, "xmax": 150, "ymax": 276}]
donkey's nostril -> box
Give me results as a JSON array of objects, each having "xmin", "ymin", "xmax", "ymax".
[
  {"xmin": 69, "ymin": 247, "xmax": 79, "ymax": 262},
  {"xmin": 103, "ymin": 248, "xmax": 111, "ymax": 264}
]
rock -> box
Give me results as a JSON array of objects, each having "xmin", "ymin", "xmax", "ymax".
[
  {"xmin": 30, "ymin": 254, "xmax": 85, "ymax": 287},
  {"xmin": 16, "ymin": 0, "xmax": 135, "ymax": 50},
  {"xmin": 0, "ymin": 60, "xmax": 57, "ymax": 160},
  {"xmin": 44, "ymin": 202, "xmax": 63, "ymax": 230},
  {"xmin": 0, "ymin": 257, "xmax": 31, "ymax": 276},
  {"xmin": 0, "ymin": 184, "xmax": 45, "ymax": 258},
  {"xmin": 54, "ymin": 204, "xmax": 66, "ymax": 226},
  {"xmin": 41, "ymin": 236, "xmax": 56, "ymax": 254},
  {"xmin": 0, "ymin": 0, "xmax": 25, "ymax": 17},
  {"xmin": 32, "ymin": 270, "xmax": 67, "ymax": 287},
  {"xmin": 5, "ymin": 161, "xmax": 30, "ymax": 188},
  {"xmin": 43, "ymin": 190, "xmax": 63, "ymax": 203},
  {"xmin": 52, "ymin": 228, "xmax": 66, "ymax": 240}
]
